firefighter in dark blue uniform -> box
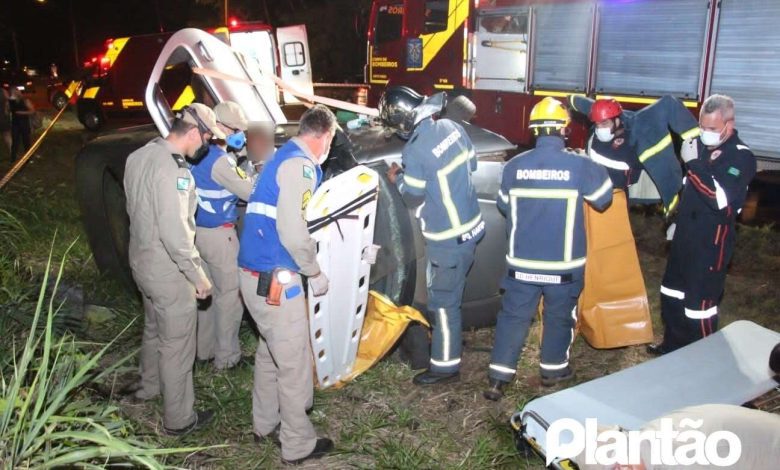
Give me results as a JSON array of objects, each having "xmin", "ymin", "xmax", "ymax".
[
  {"xmin": 484, "ymin": 98, "xmax": 613, "ymax": 400},
  {"xmin": 586, "ymin": 99, "xmax": 642, "ymax": 192},
  {"xmin": 648, "ymin": 95, "xmax": 756, "ymax": 355},
  {"xmin": 386, "ymin": 92, "xmax": 485, "ymax": 386}
]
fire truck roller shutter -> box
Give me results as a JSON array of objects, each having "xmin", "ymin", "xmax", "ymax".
[{"xmin": 709, "ymin": 0, "xmax": 780, "ymax": 162}]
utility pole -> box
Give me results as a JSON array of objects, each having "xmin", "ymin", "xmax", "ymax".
[
  {"xmin": 224, "ymin": 0, "xmax": 229, "ymax": 25},
  {"xmin": 70, "ymin": 0, "xmax": 79, "ymax": 69}
]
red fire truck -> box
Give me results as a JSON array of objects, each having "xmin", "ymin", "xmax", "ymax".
[{"xmin": 366, "ymin": 0, "xmax": 780, "ymax": 168}]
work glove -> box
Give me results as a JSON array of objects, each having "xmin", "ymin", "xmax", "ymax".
[
  {"xmin": 680, "ymin": 138, "xmax": 698, "ymax": 163},
  {"xmin": 309, "ymin": 272, "xmax": 329, "ymax": 297},
  {"xmin": 362, "ymin": 244, "xmax": 381, "ymax": 265}
]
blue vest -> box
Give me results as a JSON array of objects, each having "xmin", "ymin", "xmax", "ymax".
[
  {"xmin": 190, "ymin": 145, "xmax": 239, "ymax": 227},
  {"xmin": 238, "ymin": 140, "xmax": 322, "ymax": 273}
]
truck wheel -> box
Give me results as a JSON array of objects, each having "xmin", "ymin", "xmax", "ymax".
[
  {"xmin": 52, "ymin": 92, "xmax": 68, "ymax": 110},
  {"xmin": 78, "ymin": 101, "xmax": 104, "ymax": 131},
  {"xmin": 75, "ymin": 140, "xmax": 136, "ymax": 291}
]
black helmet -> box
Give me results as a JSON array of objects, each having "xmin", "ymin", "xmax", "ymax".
[{"xmin": 378, "ymin": 86, "xmax": 424, "ymax": 138}]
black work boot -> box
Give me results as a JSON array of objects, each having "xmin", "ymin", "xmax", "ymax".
[
  {"xmin": 540, "ymin": 367, "xmax": 574, "ymax": 387},
  {"xmin": 163, "ymin": 409, "xmax": 214, "ymax": 436},
  {"xmin": 483, "ymin": 378, "xmax": 509, "ymax": 401},
  {"xmin": 646, "ymin": 342, "xmax": 672, "ymax": 356},
  {"xmin": 282, "ymin": 437, "xmax": 334, "ymax": 465},
  {"xmin": 412, "ymin": 369, "xmax": 460, "ymax": 386}
]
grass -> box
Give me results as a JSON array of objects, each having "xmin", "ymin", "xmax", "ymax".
[{"xmin": 0, "ymin": 111, "xmax": 778, "ymax": 468}]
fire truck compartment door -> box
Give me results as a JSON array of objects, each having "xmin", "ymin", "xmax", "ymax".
[
  {"xmin": 709, "ymin": 0, "xmax": 780, "ymax": 161},
  {"xmin": 276, "ymin": 25, "xmax": 314, "ymax": 104},
  {"xmin": 145, "ymin": 28, "xmax": 287, "ymax": 137},
  {"xmin": 473, "ymin": 8, "xmax": 529, "ymax": 93}
]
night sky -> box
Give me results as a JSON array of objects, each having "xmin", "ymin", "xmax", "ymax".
[{"xmin": 1, "ymin": 0, "xmax": 372, "ymax": 81}]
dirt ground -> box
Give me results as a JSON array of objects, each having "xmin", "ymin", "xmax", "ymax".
[{"xmin": 1, "ymin": 111, "xmax": 778, "ymax": 469}]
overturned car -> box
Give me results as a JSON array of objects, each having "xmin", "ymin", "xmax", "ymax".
[{"xmin": 75, "ymin": 29, "xmax": 515, "ymax": 362}]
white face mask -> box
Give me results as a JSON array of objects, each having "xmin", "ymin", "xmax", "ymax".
[
  {"xmin": 700, "ymin": 128, "xmax": 724, "ymax": 147},
  {"xmin": 594, "ymin": 127, "xmax": 614, "ymax": 143}
]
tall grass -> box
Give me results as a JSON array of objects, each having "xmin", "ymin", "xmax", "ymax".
[{"xmin": 0, "ymin": 238, "xmax": 207, "ymax": 469}]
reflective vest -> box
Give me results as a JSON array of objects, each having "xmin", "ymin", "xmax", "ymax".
[
  {"xmin": 499, "ymin": 136, "xmax": 613, "ymax": 278},
  {"xmin": 238, "ymin": 140, "xmax": 322, "ymax": 273},
  {"xmin": 190, "ymin": 145, "xmax": 239, "ymax": 227},
  {"xmin": 397, "ymin": 118, "xmax": 483, "ymax": 246}
]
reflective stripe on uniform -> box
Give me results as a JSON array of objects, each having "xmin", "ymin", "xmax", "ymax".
[
  {"xmin": 404, "ymin": 174, "xmax": 427, "ymax": 189},
  {"xmin": 660, "ymin": 285, "xmax": 685, "ymax": 300},
  {"xmin": 489, "ymin": 363, "xmax": 516, "ymax": 375},
  {"xmin": 498, "ymin": 189, "xmax": 508, "ymax": 204},
  {"xmin": 506, "ymin": 255, "xmax": 586, "ymax": 271},
  {"xmin": 437, "ymin": 149, "xmax": 473, "ymax": 228},
  {"xmin": 422, "ymin": 214, "xmax": 482, "ymax": 241},
  {"xmin": 540, "ymin": 361, "xmax": 569, "ymax": 370},
  {"xmin": 439, "ymin": 308, "xmax": 451, "ymax": 361},
  {"xmin": 638, "ymin": 134, "xmax": 672, "ymax": 163},
  {"xmin": 431, "ymin": 358, "xmax": 461, "ymax": 367},
  {"xmin": 509, "ymin": 188, "xmax": 578, "ymax": 263},
  {"xmin": 246, "ymin": 202, "xmax": 277, "ymax": 219},
  {"xmin": 197, "ymin": 188, "xmax": 234, "ymax": 199},
  {"xmin": 584, "ymin": 178, "xmax": 613, "ymax": 202},
  {"xmin": 680, "ymin": 127, "xmax": 701, "ymax": 141},
  {"xmin": 589, "ymin": 146, "xmax": 631, "ymax": 171},
  {"xmin": 685, "ymin": 306, "xmax": 718, "ymax": 319}
]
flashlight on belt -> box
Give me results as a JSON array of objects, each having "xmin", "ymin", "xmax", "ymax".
[{"xmin": 266, "ymin": 268, "xmax": 293, "ymax": 306}]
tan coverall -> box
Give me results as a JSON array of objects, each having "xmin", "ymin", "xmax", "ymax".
[
  {"xmin": 195, "ymin": 149, "xmax": 254, "ymax": 369},
  {"xmin": 124, "ymin": 137, "xmax": 207, "ymax": 430},
  {"xmin": 239, "ymin": 137, "xmax": 320, "ymax": 461}
]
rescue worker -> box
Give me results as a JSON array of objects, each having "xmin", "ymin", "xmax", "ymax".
[
  {"xmin": 386, "ymin": 92, "xmax": 485, "ymax": 386},
  {"xmin": 648, "ymin": 95, "xmax": 756, "ymax": 355},
  {"xmin": 124, "ymin": 103, "xmax": 222, "ymax": 435},
  {"xmin": 190, "ymin": 101, "xmax": 254, "ymax": 370},
  {"xmin": 238, "ymin": 105, "xmax": 335, "ymax": 464},
  {"xmin": 586, "ymin": 99, "xmax": 642, "ymax": 192},
  {"xmin": 484, "ymin": 98, "xmax": 613, "ymax": 400}
]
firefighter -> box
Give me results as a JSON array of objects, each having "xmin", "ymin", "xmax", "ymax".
[
  {"xmin": 385, "ymin": 91, "xmax": 485, "ymax": 386},
  {"xmin": 648, "ymin": 95, "xmax": 756, "ymax": 355},
  {"xmin": 586, "ymin": 98, "xmax": 642, "ymax": 192},
  {"xmin": 238, "ymin": 105, "xmax": 334, "ymax": 464},
  {"xmin": 483, "ymin": 98, "xmax": 613, "ymax": 400},
  {"xmin": 124, "ymin": 103, "xmax": 221, "ymax": 435},
  {"xmin": 190, "ymin": 101, "xmax": 254, "ymax": 370}
]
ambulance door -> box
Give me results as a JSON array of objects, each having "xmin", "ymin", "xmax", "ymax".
[{"xmin": 276, "ymin": 25, "xmax": 314, "ymax": 103}]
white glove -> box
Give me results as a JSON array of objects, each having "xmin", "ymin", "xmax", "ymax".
[
  {"xmin": 680, "ymin": 138, "xmax": 698, "ymax": 163},
  {"xmin": 666, "ymin": 223, "xmax": 676, "ymax": 241},
  {"xmin": 362, "ymin": 244, "xmax": 381, "ymax": 265},
  {"xmin": 309, "ymin": 272, "xmax": 329, "ymax": 297}
]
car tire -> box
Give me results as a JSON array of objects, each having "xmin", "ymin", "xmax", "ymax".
[
  {"xmin": 75, "ymin": 134, "xmax": 155, "ymax": 291},
  {"xmin": 52, "ymin": 92, "xmax": 68, "ymax": 110},
  {"xmin": 78, "ymin": 101, "xmax": 104, "ymax": 131}
]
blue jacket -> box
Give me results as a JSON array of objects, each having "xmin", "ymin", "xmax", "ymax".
[
  {"xmin": 238, "ymin": 140, "xmax": 322, "ymax": 273},
  {"xmin": 499, "ymin": 136, "xmax": 613, "ymax": 280},
  {"xmin": 571, "ymin": 95, "xmax": 700, "ymax": 214},
  {"xmin": 190, "ymin": 145, "xmax": 239, "ymax": 227},
  {"xmin": 396, "ymin": 118, "xmax": 484, "ymax": 247}
]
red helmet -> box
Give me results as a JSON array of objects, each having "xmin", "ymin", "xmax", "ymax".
[{"xmin": 589, "ymin": 98, "xmax": 622, "ymax": 123}]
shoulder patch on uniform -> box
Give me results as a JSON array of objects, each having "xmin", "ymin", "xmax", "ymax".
[
  {"xmin": 235, "ymin": 165, "xmax": 248, "ymax": 180},
  {"xmin": 176, "ymin": 177, "xmax": 190, "ymax": 190},
  {"xmin": 302, "ymin": 189, "xmax": 312, "ymax": 210},
  {"xmin": 727, "ymin": 166, "xmax": 741, "ymax": 177},
  {"xmin": 302, "ymin": 165, "xmax": 315, "ymax": 180},
  {"xmin": 171, "ymin": 153, "xmax": 188, "ymax": 169},
  {"xmin": 710, "ymin": 150, "xmax": 722, "ymax": 161}
]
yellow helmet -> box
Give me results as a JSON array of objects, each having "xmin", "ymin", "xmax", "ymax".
[{"xmin": 529, "ymin": 97, "xmax": 570, "ymax": 136}]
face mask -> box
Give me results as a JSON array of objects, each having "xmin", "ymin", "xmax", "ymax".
[
  {"xmin": 700, "ymin": 128, "xmax": 724, "ymax": 147},
  {"xmin": 595, "ymin": 127, "xmax": 614, "ymax": 142},
  {"xmin": 226, "ymin": 130, "xmax": 246, "ymax": 152}
]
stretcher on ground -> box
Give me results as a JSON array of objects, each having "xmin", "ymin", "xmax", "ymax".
[{"xmin": 511, "ymin": 320, "xmax": 780, "ymax": 469}]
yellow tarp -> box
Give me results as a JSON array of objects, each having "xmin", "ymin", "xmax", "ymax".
[
  {"xmin": 330, "ymin": 291, "xmax": 430, "ymax": 388},
  {"xmin": 578, "ymin": 190, "xmax": 654, "ymax": 349}
]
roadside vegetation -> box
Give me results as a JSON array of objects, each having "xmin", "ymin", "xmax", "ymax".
[{"xmin": 0, "ymin": 111, "xmax": 777, "ymax": 468}]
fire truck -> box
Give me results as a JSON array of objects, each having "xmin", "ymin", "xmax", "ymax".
[
  {"xmin": 366, "ymin": 0, "xmax": 780, "ymax": 169},
  {"xmin": 76, "ymin": 21, "xmax": 317, "ymax": 131}
]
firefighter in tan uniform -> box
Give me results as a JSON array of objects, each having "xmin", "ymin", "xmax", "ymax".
[
  {"xmin": 190, "ymin": 102, "xmax": 254, "ymax": 369},
  {"xmin": 124, "ymin": 103, "xmax": 223, "ymax": 435},
  {"xmin": 238, "ymin": 105, "xmax": 335, "ymax": 464}
]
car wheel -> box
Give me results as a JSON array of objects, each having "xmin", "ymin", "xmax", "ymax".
[
  {"xmin": 52, "ymin": 92, "xmax": 68, "ymax": 110},
  {"xmin": 75, "ymin": 142, "xmax": 136, "ymax": 291}
]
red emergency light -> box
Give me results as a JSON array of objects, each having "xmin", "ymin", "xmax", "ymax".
[{"xmin": 229, "ymin": 17, "xmax": 239, "ymax": 27}]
